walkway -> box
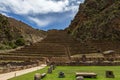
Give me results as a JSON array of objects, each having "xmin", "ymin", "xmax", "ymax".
[{"xmin": 0, "ymin": 64, "xmax": 46, "ymax": 80}]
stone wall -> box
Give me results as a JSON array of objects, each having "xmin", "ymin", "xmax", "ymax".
[
  {"xmin": 48, "ymin": 57, "xmax": 120, "ymax": 66},
  {"xmin": 0, "ymin": 61, "xmax": 43, "ymax": 74}
]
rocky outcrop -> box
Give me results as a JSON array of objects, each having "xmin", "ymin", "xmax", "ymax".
[{"xmin": 67, "ymin": 0, "xmax": 120, "ymax": 41}]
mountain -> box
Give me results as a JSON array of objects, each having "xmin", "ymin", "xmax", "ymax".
[
  {"xmin": 0, "ymin": 14, "xmax": 46, "ymax": 50},
  {"xmin": 67, "ymin": 0, "xmax": 120, "ymax": 42}
]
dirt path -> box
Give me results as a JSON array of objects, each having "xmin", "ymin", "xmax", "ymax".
[{"xmin": 0, "ymin": 64, "xmax": 46, "ymax": 80}]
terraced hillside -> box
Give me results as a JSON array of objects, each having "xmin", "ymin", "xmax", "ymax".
[
  {"xmin": 0, "ymin": 30, "xmax": 100, "ymax": 64},
  {"xmin": 89, "ymin": 40, "xmax": 120, "ymax": 53},
  {"xmin": 5, "ymin": 30, "xmax": 120, "ymax": 61}
]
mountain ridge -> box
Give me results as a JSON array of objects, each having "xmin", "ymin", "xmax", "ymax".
[
  {"xmin": 0, "ymin": 14, "xmax": 46, "ymax": 50},
  {"xmin": 67, "ymin": 0, "xmax": 120, "ymax": 41}
]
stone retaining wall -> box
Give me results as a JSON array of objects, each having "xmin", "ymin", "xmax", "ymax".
[
  {"xmin": 48, "ymin": 57, "xmax": 120, "ymax": 66},
  {"xmin": 0, "ymin": 61, "xmax": 43, "ymax": 74}
]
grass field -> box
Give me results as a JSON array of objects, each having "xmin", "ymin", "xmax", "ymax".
[{"xmin": 9, "ymin": 66, "xmax": 120, "ymax": 80}]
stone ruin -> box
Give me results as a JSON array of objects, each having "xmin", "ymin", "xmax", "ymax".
[
  {"xmin": 47, "ymin": 67, "xmax": 52, "ymax": 73},
  {"xmin": 50, "ymin": 65, "xmax": 54, "ymax": 70},
  {"xmin": 76, "ymin": 76, "xmax": 84, "ymax": 80},
  {"xmin": 76, "ymin": 72, "xmax": 97, "ymax": 78},
  {"xmin": 106, "ymin": 71, "xmax": 115, "ymax": 78},
  {"xmin": 34, "ymin": 73, "xmax": 41, "ymax": 80},
  {"xmin": 58, "ymin": 72, "xmax": 65, "ymax": 78},
  {"xmin": 41, "ymin": 73, "xmax": 46, "ymax": 79},
  {"xmin": 81, "ymin": 55, "xmax": 86, "ymax": 62},
  {"xmin": 34, "ymin": 73, "xmax": 46, "ymax": 80},
  {"xmin": 47, "ymin": 64, "xmax": 56, "ymax": 74}
]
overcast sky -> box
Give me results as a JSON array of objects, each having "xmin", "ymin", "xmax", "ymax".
[{"xmin": 0, "ymin": 0, "xmax": 84, "ymax": 31}]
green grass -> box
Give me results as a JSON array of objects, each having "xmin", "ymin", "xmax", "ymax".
[{"xmin": 9, "ymin": 66, "xmax": 120, "ymax": 80}]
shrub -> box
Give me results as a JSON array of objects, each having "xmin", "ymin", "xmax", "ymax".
[
  {"xmin": 9, "ymin": 42, "xmax": 17, "ymax": 49},
  {"xmin": 0, "ymin": 44, "xmax": 12, "ymax": 50},
  {"xmin": 15, "ymin": 38, "xmax": 25, "ymax": 46}
]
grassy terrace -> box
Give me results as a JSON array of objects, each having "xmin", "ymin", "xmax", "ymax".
[{"xmin": 9, "ymin": 66, "xmax": 120, "ymax": 80}]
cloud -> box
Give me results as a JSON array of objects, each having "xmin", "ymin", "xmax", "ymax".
[
  {"xmin": 0, "ymin": 0, "xmax": 84, "ymax": 28},
  {"xmin": 0, "ymin": 0, "xmax": 82, "ymax": 14},
  {"xmin": 0, "ymin": 12, "xmax": 9, "ymax": 17},
  {"xmin": 28, "ymin": 17, "xmax": 52, "ymax": 27}
]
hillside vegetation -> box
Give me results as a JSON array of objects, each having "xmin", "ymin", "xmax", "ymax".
[
  {"xmin": 0, "ymin": 14, "xmax": 46, "ymax": 50},
  {"xmin": 67, "ymin": 0, "xmax": 120, "ymax": 41}
]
